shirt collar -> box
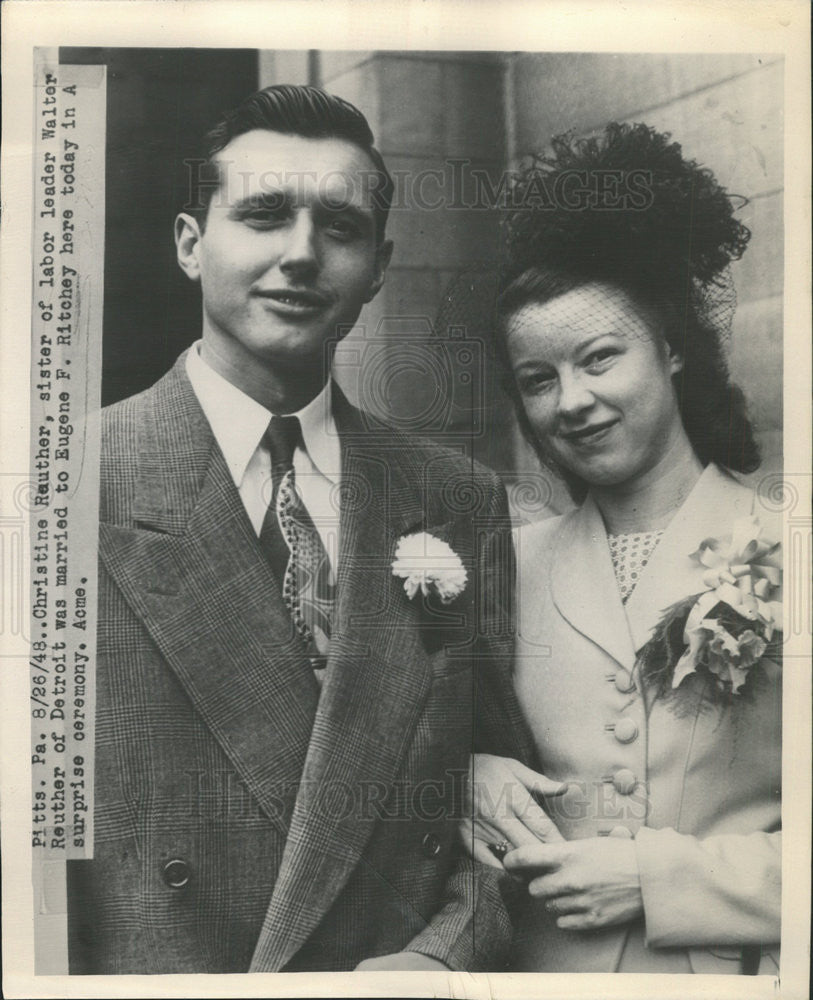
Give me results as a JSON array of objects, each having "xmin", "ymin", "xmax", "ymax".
[
  {"xmin": 296, "ymin": 378, "xmax": 340, "ymax": 484},
  {"xmin": 185, "ymin": 342, "xmax": 340, "ymax": 487}
]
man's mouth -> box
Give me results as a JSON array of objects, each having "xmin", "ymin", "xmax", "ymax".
[
  {"xmin": 561, "ymin": 419, "xmax": 619, "ymax": 444},
  {"xmin": 255, "ymin": 288, "xmax": 331, "ymax": 313}
]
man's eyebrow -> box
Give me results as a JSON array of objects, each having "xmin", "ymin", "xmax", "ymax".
[
  {"xmin": 227, "ymin": 191, "xmax": 373, "ymax": 226},
  {"xmin": 230, "ymin": 190, "xmax": 289, "ymax": 213},
  {"xmin": 316, "ymin": 200, "xmax": 374, "ymax": 224}
]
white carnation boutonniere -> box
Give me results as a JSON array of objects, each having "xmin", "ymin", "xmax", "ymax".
[
  {"xmin": 639, "ymin": 515, "xmax": 782, "ymax": 705},
  {"xmin": 392, "ymin": 531, "xmax": 467, "ymax": 605}
]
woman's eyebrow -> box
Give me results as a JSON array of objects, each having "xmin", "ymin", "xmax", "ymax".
[
  {"xmin": 573, "ymin": 332, "xmax": 619, "ymax": 353},
  {"xmin": 512, "ymin": 332, "xmax": 616, "ymax": 369}
]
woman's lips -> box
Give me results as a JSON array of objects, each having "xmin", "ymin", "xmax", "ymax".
[{"xmin": 561, "ymin": 419, "xmax": 619, "ymax": 445}]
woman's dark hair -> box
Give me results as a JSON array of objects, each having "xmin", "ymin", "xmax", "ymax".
[
  {"xmin": 187, "ymin": 84, "xmax": 394, "ymax": 244},
  {"xmin": 496, "ymin": 122, "xmax": 760, "ymax": 497}
]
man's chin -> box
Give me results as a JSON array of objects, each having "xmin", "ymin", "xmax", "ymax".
[
  {"xmin": 255, "ymin": 341, "xmax": 336, "ymax": 378},
  {"xmin": 245, "ymin": 329, "xmax": 337, "ymax": 365}
]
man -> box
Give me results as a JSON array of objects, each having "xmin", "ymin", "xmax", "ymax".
[{"xmin": 67, "ymin": 85, "xmax": 534, "ymax": 973}]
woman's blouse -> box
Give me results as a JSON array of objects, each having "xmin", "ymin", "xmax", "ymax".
[{"xmin": 607, "ymin": 529, "xmax": 664, "ymax": 602}]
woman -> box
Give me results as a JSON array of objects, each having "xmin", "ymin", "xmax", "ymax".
[{"xmin": 463, "ymin": 123, "xmax": 782, "ymax": 975}]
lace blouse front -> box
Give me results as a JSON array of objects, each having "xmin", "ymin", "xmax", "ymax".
[{"xmin": 607, "ymin": 529, "xmax": 664, "ymax": 603}]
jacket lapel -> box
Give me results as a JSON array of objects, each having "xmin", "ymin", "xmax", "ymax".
[
  {"xmin": 623, "ymin": 464, "xmax": 756, "ymax": 654},
  {"xmin": 548, "ymin": 465, "xmax": 757, "ymax": 667},
  {"xmin": 251, "ymin": 393, "xmax": 437, "ymax": 971},
  {"xmin": 549, "ymin": 495, "xmax": 638, "ymax": 671},
  {"xmin": 99, "ymin": 357, "xmax": 319, "ymax": 839}
]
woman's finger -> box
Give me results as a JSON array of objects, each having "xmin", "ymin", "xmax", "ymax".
[
  {"xmin": 468, "ymin": 755, "xmax": 567, "ymax": 807},
  {"xmin": 471, "ymin": 780, "xmax": 565, "ymax": 845},
  {"xmin": 492, "ymin": 812, "xmax": 551, "ymax": 848},
  {"xmin": 460, "ymin": 809, "xmax": 510, "ymax": 841},
  {"xmin": 519, "ymin": 799, "xmax": 565, "ymax": 843},
  {"xmin": 459, "ymin": 817, "xmax": 507, "ymax": 852},
  {"xmin": 556, "ymin": 910, "xmax": 601, "ymax": 931},
  {"xmin": 470, "ymin": 838, "xmax": 505, "ymax": 869},
  {"xmin": 527, "ymin": 871, "xmax": 573, "ymax": 899},
  {"xmin": 506, "ymin": 758, "xmax": 569, "ymax": 798},
  {"xmin": 459, "ymin": 819, "xmax": 530, "ymax": 877},
  {"xmin": 465, "ymin": 755, "xmax": 566, "ymax": 848},
  {"xmin": 503, "ymin": 842, "xmax": 565, "ymax": 875},
  {"xmin": 544, "ymin": 894, "xmax": 590, "ymax": 916},
  {"xmin": 466, "ymin": 788, "xmax": 550, "ymax": 846}
]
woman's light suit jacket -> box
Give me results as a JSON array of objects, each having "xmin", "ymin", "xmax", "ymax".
[{"xmin": 509, "ymin": 463, "xmax": 781, "ymax": 975}]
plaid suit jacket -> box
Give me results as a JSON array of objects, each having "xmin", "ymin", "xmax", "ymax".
[{"xmin": 67, "ymin": 352, "xmax": 536, "ymax": 973}]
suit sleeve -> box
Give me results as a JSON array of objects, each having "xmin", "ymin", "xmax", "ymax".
[
  {"xmin": 403, "ymin": 853, "xmax": 523, "ymax": 970},
  {"xmin": 469, "ymin": 472, "xmax": 538, "ymax": 761},
  {"xmin": 635, "ymin": 825, "xmax": 781, "ymax": 946},
  {"xmin": 403, "ymin": 470, "xmax": 533, "ymax": 969}
]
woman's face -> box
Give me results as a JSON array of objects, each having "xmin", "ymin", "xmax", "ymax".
[{"xmin": 505, "ymin": 282, "xmax": 686, "ymax": 490}]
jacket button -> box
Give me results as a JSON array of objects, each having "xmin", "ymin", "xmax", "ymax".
[
  {"xmin": 612, "ymin": 769, "xmax": 637, "ymax": 795},
  {"xmin": 421, "ymin": 832, "xmax": 442, "ymax": 858},
  {"xmin": 614, "ymin": 671, "xmax": 636, "ymax": 693},
  {"xmin": 614, "ymin": 718, "xmax": 639, "ymax": 744},
  {"xmin": 162, "ymin": 859, "xmax": 190, "ymax": 888}
]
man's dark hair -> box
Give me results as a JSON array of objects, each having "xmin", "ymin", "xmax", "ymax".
[{"xmin": 187, "ymin": 84, "xmax": 394, "ymax": 243}]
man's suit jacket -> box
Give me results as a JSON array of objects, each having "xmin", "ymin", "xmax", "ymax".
[
  {"xmin": 509, "ymin": 464, "xmax": 781, "ymax": 975},
  {"xmin": 67, "ymin": 352, "xmax": 535, "ymax": 974}
]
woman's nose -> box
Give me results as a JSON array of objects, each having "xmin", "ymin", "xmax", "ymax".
[
  {"xmin": 279, "ymin": 211, "xmax": 319, "ymax": 275},
  {"xmin": 556, "ymin": 370, "xmax": 594, "ymax": 417}
]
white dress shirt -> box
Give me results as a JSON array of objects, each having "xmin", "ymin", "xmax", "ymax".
[{"xmin": 186, "ymin": 343, "xmax": 341, "ymax": 572}]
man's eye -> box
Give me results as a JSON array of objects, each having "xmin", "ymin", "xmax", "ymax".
[
  {"xmin": 244, "ymin": 209, "xmax": 284, "ymax": 225},
  {"xmin": 326, "ymin": 218, "xmax": 359, "ymax": 239}
]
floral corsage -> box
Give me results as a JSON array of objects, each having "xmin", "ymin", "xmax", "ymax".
[
  {"xmin": 639, "ymin": 515, "xmax": 782, "ymax": 705},
  {"xmin": 392, "ymin": 532, "xmax": 467, "ymax": 605}
]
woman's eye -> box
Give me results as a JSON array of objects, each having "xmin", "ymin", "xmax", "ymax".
[
  {"xmin": 519, "ymin": 371, "xmax": 556, "ymax": 393},
  {"xmin": 584, "ymin": 348, "xmax": 617, "ymax": 370}
]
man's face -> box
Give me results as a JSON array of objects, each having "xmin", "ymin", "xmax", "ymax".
[{"xmin": 176, "ymin": 130, "xmax": 392, "ymax": 381}]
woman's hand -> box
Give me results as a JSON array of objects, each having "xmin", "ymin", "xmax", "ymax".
[
  {"xmin": 504, "ymin": 838, "xmax": 643, "ymax": 930},
  {"xmin": 459, "ymin": 754, "xmax": 568, "ymax": 869}
]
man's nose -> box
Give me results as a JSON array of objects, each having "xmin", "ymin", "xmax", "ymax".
[
  {"xmin": 279, "ymin": 211, "xmax": 319, "ymax": 275},
  {"xmin": 557, "ymin": 370, "xmax": 594, "ymax": 418}
]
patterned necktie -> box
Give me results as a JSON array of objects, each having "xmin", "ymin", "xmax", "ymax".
[{"xmin": 259, "ymin": 416, "xmax": 335, "ymax": 673}]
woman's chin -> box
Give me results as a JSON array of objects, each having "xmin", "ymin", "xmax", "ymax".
[{"xmin": 557, "ymin": 457, "xmax": 630, "ymax": 490}]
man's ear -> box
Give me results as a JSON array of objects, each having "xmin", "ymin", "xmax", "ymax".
[
  {"xmin": 365, "ymin": 238, "xmax": 394, "ymax": 302},
  {"xmin": 175, "ymin": 213, "xmax": 203, "ymax": 282}
]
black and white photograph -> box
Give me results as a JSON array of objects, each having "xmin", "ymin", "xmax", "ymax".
[{"xmin": 1, "ymin": 2, "xmax": 810, "ymax": 998}]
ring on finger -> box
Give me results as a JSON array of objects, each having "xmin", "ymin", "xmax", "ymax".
[{"xmin": 487, "ymin": 840, "xmax": 511, "ymax": 861}]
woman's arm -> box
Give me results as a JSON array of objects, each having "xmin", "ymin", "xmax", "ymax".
[
  {"xmin": 635, "ymin": 827, "xmax": 781, "ymax": 946},
  {"xmin": 503, "ymin": 828, "xmax": 780, "ymax": 942},
  {"xmin": 460, "ymin": 754, "xmax": 568, "ymax": 867},
  {"xmin": 464, "ymin": 758, "xmax": 781, "ymax": 944},
  {"xmin": 503, "ymin": 839, "xmax": 644, "ymax": 929}
]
